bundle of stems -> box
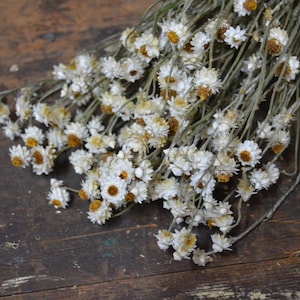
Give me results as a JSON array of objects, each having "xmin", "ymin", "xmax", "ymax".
[{"xmin": 1, "ymin": 0, "xmax": 299, "ymax": 265}]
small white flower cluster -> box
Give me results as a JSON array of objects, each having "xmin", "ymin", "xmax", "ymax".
[{"xmin": 1, "ymin": 0, "xmax": 300, "ymax": 266}]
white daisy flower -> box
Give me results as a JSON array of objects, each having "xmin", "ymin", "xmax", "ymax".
[
  {"xmin": 152, "ymin": 177, "xmax": 180, "ymax": 201},
  {"xmin": 233, "ymin": 0, "xmax": 257, "ymax": 16},
  {"xmin": 190, "ymin": 170, "xmax": 216, "ymax": 197},
  {"xmin": 100, "ymin": 56, "xmax": 124, "ymax": 79},
  {"xmin": 172, "ymin": 227, "xmax": 197, "ymax": 260},
  {"xmin": 69, "ymin": 149, "xmax": 94, "ymax": 174},
  {"xmin": 274, "ymin": 55, "xmax": 300, "ymax": 82},
  {"xmin": 9, "ymin": 144, "xmax": 31, "ymax": 168},
  {"xmin": 191, "ymin": 31, "xmax": 211, "ymax": 55},
  {"xmin": 47, "ymin": 178, "xmax": 70, "ymax": 209},
  {"xmin": 64, "ymin": 122, "xmax": 89, "ymax": 147},
  {"xmin": 31, "ymin": 145, "xmax": 56, "ymax": 175},
  {"xmin": 269, "ymin": 129, "xmax": 290, "ymax": 155},
  {"xmin": 32, "ymin": 103, "xmax": 52, "ymax": 126},
  {"xmin": 193, "ymin": 67, "xmax": 222, "ymax": 100},
  {"xmin": 267, "ymin": 27, "xmax": 289, "ymax": 55},
  {"xmin": 241, "ymin": 53, "xmax": 262, "ymax": 74},
  {"xmin": 85, "ymin": 133, "xmax": 116, "ymax": 154},
  {"xmin": 87, "ymin": 200, "xmax": 112, "ymax": 225},
  {"xmin": 2, "ymin": 120, "xmax": 21, "ymax": 140},
  {"xmin": 47, "ymin": 128, "xmax": 67, "ymax": 150},
  {"xmin": 121, "ymin": 56, "xmax": 145, "ymax": 82},
  {"xmin": 79, "ymin": 177, "xmax": 100, "ymax": 201},
  {"xmin": 236, "ymin": 177, "xmax": 256, "ymax": 202},
  {"xmin": 134, "ymin": 32, "xmax": 160, "ymax": 63},
  {"xmin": 128, "ymin": 181, "xmax": 148, "ymax": 204},
  {"xmin": 15, "ymin": 88, "xmax": 32, "ymax": 121},
  {"xmin": 155, "ymin": 229, "xmax": 173, "ymax": 251},
  {"xmin": 211, "ymin": 233, "xmax": 232, "ymax": 253},
  {"xmin": 134, "ymin": 159, "xmax": 153, "ymax": 183},
  {"xmin": 224, "ymin": 26, "xmax": 247, "ymax": 49},
  {"xmin": 21, "ymin": 126, "xmax": 45, "ymax": 148},
  {"xmin": 0, "ymin": 102, "xmax": 10, "ymax": 125},
  {"xmin": 214, "ymin": 215, "xmax": 235, "ymax": 234},
  {"xmin": 192, "ymin": 249, "xmax": 212, "ymax": 267},
  {"xmin": 235, "ymin": 140, "xmax": 262, "ymax": 167},
  {"xmin": 250, "ymin": 163, "xmax": 280, "ymax": 191},
  {"xmin": 100, "ymin": 175, "xmax": 127, "ymax": 208},
  {"xmin": 159, "ymin": 19, "xmax": 190, "ymax": 48}
]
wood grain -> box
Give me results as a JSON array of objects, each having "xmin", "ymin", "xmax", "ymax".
[{"xmin": 0, "ymin": 1, "xmax": 299, "ymax": 299}]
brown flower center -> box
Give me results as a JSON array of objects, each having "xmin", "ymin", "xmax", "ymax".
[
  {"xmin": 140, "ymin": 45, "xmax": 150, "ymax": 57},
  {"xmin": 239, "ymin": 150, "xmax": 251, "ymax": 162},
  {"xmin": 67, "ymin": 134, "xmax": 81, "ymax": 147},
  {"xmin": 11, "ymin": 157, "xmax": 23, "ymax": 167},
  {"xmin": 107, "ymin": 185, "xmax": 119, "ymax": 196},
  {"xmin": 267, "ymin": 38, "xmax": 282, "ymax": 55},
  {"xmin": 125, "ymin": 192, "xmax": 135, "ymax": 203},
  {"xmin": 51, "ymin": 199, "xmax": 62, "ymax": 208},
  {"xmin": 272, "ymin": 143, "xmax": 285, "ymax": 154},
  {"xmin": 216, "ymin": 27, "xmax": 227, "ymax": 41},
  {"xmin": 78, "ymin": 189, "xmax": 88, "ymax": 201},
  {"xmin": 89, "ymin": 200, "xmax": 101, "ymax": 212},
  {"xmin": 243, "ymin": 0, "xmax": 257, "ymax": 11},
  {"xmin": 32, "ymin": 150, "xmax": 44, "ymax": 164},
  {"xmin": 275, "ymin": 62, "xmax": 291, "ymax": 78},
  {"xmin": 167, "ymin": 31, "xmax": 179, "ymax": 44},
  {"xmin": 168, "ymin": 117, "xmax": 179, "ymax": 136},
  {"xmin": 198, "ymin": 86, "xmax": 211, "ymax": 101}
]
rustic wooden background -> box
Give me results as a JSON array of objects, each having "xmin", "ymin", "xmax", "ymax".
[{"xmin": 0, "ymin": 1, "xmax": 299, "ymax": 299}]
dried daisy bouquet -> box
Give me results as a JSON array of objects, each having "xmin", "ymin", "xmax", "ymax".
[{"xmin": 1, "ymin": 0, "xmax": 300, "ymax": 266}]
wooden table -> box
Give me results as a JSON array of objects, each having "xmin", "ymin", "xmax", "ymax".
[{"xmin": 0, "ymin": 1, "xmax": 299, "ymax": 299}]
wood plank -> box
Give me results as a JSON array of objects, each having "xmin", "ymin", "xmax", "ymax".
[
  {"xmin": 0, "ymin": 0, "xmax": 300, "ymax": 298},
  {"xmin": 1, "ymin": 257, "xmax": 299, "ymax": 299}
]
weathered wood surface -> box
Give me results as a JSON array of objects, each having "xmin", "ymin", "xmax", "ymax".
[{"xmin": 0, "ymin": 1, "xmax": 299, "ymax": 299}]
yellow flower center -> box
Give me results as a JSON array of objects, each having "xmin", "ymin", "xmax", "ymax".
[
  {"xmin": 198, "ymin": 86, "xmax": 211, "ymax": 101},
  {"xmin": 32, "ymin": 150, "xmax": 44, "ymax": 164},
  {"xmin": 26, "ymin": 137, "xmax": 38, "ymax": 147},
  {"xmin": 107, "ymin": 185, "xmax": 119, "ymax": 196},
  {"xmin": 119, "ymin": 171, "xmax": 128, "ymax": 180},
  {"xmin": 160, "ymin": 89, "xmax": 177, "ymax": 99},
  {"xmin": 67, "ymin": 134, "xmax": 81, "ymax": 147},
  {"xmin": 207, "ymin": 219, "xmax": 214, "ymax": 228},
  {"xmin": 239, "ymin": 150, "xmax": 251, "ymax": 163},
  {"xmin": 140, "ymin": 45, "xmax": 150, "ymax": 57},
  {"xmin": 164, "ymin": 76, "xmax": 176, "ymax": 83},
  {"xmin": 272, "ymin": 143, "xmax": 285, "ymax": 154},
  {"xmin": 89, "ymin": 200, "xmax": 102, "ymax": 212},
  {"xmin": 51, "ymin": 199, "xmax": 62, "ymax": 208},
  {"xmin": 11, "ymin": 157, "xmax": 23, "ymax": 167},
  {"xmin": 68, "ymin": 60, "xmax": 77, "ymax": 71},
  {"xmin": 243, "ymin": 0, "xmax": 257, "ymax": 11},
  {"xmin": 78, "ymin": 189, "xmax": 88, "ymax": 201},
  {"xmin": 217, "ymin": 172, "xmax": 231, "ymax": 183},
  {"xmin": 100, "ymin": 104, "xmax": 113, "ymax": 114},
  {"xmin": 185, "ymin": 234, "xmax": 196, "ymax": 248},
  {"xmin": 167, "ymin": 31, "xmax": 180, "ymax": 44},
  {"xmin": 125, "ymin": 192, "xmax": 135, "ymax": 203}
]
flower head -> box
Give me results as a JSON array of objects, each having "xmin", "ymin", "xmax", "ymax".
[{"xmin": 236, "ymin": 140, "xmax": 262, "ymax": 167}]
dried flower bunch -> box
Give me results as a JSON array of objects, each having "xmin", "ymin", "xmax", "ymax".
[{"xmin": 1, "ymin": 0, "xmax": 300, "ymax": 266}]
